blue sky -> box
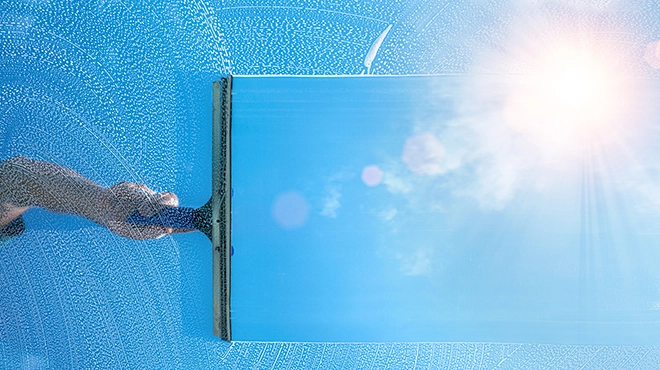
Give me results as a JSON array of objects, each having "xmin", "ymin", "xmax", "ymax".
[{"xmin": 231, "ymin": 75, "xmax": 660, "ymax": 343}]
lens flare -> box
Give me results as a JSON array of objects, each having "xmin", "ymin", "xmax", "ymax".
[
  {"xmin": 271, "ymin": 191, "xmax": 310, "ymax": 230},
  {"xmin": 361, "ymin": 165, "xmax": 384, "ymax": 187}
]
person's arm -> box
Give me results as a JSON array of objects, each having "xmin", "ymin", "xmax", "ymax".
[{"xmin": 0, "ymin": 156, "xmax": 186, "ymax": 240}]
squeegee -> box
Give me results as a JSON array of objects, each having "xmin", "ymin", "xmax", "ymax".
[{"xmin": 125, "ymin": 77, "xmax": 233, "ymax": 341}]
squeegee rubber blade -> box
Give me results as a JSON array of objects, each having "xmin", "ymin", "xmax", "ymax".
[{"xmin": 212, "ymin": 77, "xmax": 232, "ymax": 342}]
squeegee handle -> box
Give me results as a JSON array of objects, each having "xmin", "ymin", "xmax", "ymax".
[{"xmin": 125, "ymin": 207, "xmax": 197, "ymax": 230}]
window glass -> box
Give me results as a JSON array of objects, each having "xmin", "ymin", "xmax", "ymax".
[{"xmin": 231, "ymin": 75, "xmax": 660, "ymax": 343}]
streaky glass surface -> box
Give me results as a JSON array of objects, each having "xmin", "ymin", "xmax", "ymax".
[{"xmin": 232, "ymin": 75, "xmax": 660, "ymax": 344}]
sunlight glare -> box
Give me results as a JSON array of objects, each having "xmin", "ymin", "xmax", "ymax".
[{"xmin": 505, "ymin": 46, "xmax": 630, "ymax": 158}]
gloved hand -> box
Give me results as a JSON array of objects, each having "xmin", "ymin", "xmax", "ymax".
[{"xmin": 101, "ymin": 181, "xmax": 191, "ymax": 240}]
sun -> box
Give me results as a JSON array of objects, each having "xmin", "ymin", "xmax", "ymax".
[
  {"xmin": 504, "ymin": 45, "xmax": 631, "ymax": 159},
  {"xmin": 543, "ymin": 50, "xmax": 613, "ymax": 125}
]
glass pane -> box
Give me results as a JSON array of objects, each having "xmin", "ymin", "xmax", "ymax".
[{"xmin": 231, "ymin": 75, "xmax": 660, "ymax": 343}]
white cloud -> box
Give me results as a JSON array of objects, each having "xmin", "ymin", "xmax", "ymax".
[
  {"xmin": 396, "ymin": 248, "xmax": 433, "ymax": 276},
  {"xmin": 382, "ymin": 168, "xmax": 413, "ymax": 195},
  {"xmin": 402, "ymin": 133, "xmax": 445, "ymax": 176},
  {"xmin": 393, "ymin": 85, "xmax": 531, "ymax": 211},
  {"xmin": 320, "ymin": 187, "xmax": 341, "ymax": 218},
  {"xmin": 396, "ymin": 0, "xmax": 642, "ymax": 212},
  {"xmin": 472, "ymin": 157, "xmax": 520, "ymax": 210},
  {"xmin": 373, "ymin": 1, "xmax": 654, "ymax": 277},
  {"xmin": 379, "ymin": 208, "xmax": 398, "ymax": 221}
]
